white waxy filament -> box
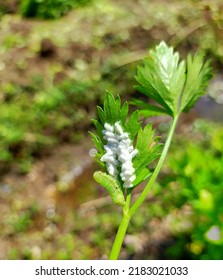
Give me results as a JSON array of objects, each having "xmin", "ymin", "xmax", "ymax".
[{"xmin": 100, "ymin": 122, "xmax": 138, "ymax": 188}]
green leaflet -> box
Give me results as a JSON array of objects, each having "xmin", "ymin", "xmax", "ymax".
[
  {"xmin": 180, "ymin": 53, "xmax": 213, "ymax": 113},
  {"xmin": 135, "ymin": 41, "xmax": 212, "ymax": 117},
  {"xmin": 93, "ymin": 171, "xmax": 126, "ymax": 206},
  {"xmin": 93, "ymin": 92, "xmax": 141, "ymax": 140},
  {"xmin": 130, "ymin": 98, "xmax": 168, "ymax": 117},
  {"xmin": 133, "ymin": 123, "xmax": 162, "ymax": 185}
]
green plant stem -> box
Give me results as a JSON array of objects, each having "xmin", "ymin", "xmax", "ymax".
[
  {"xmin": 129, "ymin": 115, "xmax": 179, "ymax": 216},
  {"xmin": 109, "ymin": 191, "xmax": 131, "ymax": 260},
  {"xmin": 108, "ymin": 115, "xmax": 179, "ymax": 260}
]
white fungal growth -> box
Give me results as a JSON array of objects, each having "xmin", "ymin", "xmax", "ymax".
[{"xmin": 100, "ymin": 121, "xmax": 138, "ymax": 188}]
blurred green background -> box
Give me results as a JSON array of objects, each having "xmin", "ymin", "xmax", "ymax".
[{"xmin": 0, "ymin": 0, "xmax": 223, "ymax": 259}]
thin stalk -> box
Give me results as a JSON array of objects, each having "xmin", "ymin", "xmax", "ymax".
[
  {"xmin": 108, "ymin": 115, "xmax": 179, "ymax": 260},
  {"xmin": 109, "ymin": 191, "xmax": 131, "ymax": 260},
  {"xmin": 129, "ymin": 115, "xmax": 179, "ymax": 216}
]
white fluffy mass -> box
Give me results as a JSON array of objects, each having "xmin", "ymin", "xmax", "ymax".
[{"xmin": 100, "ymin": 122, "xmax": 138, "ymax": 188}]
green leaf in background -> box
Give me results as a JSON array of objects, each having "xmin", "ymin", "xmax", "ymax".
[
  {"xmin": 135, "ymin": 41, "xmax": 212, "ymax": 117},
  {"xmin": 125, "ymin": 110, "xmax": 141, "ymax": 140},
  {"xmin": 133, "ymin": 123, "xmax": 162, "ymax": 185},
  {"xmin": 19, "ymin": 0, "xmax": 92, "ymax": 19},
  {"xmin": 130, "ymin": 98, "xmax": 168, "ymax": 117}
]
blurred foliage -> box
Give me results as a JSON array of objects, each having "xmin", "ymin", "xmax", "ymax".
[
  {"xmin": 155, "ymin": 119, "xmax": 223, "ymax": 260},
  {"xmin": 0, "ymin": 0, "xmax": 223, "ymax": 260},
  {"xmin": 0, "ymin": 66, "xmax": 134, "ymax": 172},
  {"xmin": 19, "ymin": 0, "xmax": 92, "ymax": 19},
  {"xmin": 0, "ymin": 80, "xmax": 90, "ymax": 164}
]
